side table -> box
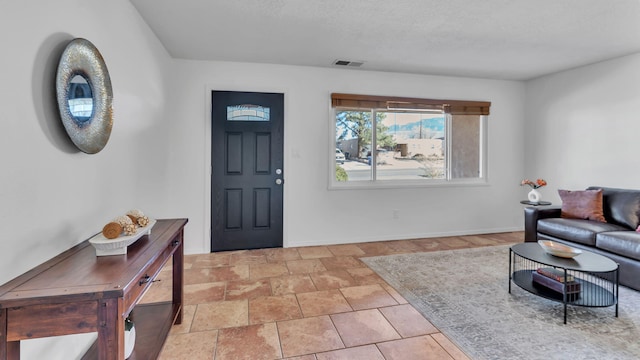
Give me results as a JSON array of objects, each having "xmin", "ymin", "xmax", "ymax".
[{"xmin": 520, "ymin": 200, "xmax": 552, "ymax": 206}]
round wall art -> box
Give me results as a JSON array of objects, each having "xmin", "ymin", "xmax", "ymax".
[{"xmin": 56, "ymin": 38, "xmax": 113, "ymax": 154}]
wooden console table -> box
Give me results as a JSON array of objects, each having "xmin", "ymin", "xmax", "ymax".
[{"xmin": 0, "ymin": 218, "xmax": 187, "ymax": 360}]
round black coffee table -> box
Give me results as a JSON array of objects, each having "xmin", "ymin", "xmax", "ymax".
[{"xmin": 509, "ymin": 242, "xmax": 619, "ymax": 324}]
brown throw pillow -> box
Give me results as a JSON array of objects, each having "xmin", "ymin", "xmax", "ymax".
[{"xmin": 558, "ymin": 189, "xmax": 606, "ymax": 222}]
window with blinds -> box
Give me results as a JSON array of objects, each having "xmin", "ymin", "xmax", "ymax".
[{"xmin": 331, "ymin": 93, "xmax": 490, "ymax": 186}]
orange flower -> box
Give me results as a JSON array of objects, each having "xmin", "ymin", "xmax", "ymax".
[{"xmin": 520, "ymin": 178, "xmax": 547, "ymax": 189}]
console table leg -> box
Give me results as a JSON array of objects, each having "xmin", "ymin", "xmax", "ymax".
[
  {"xmin": 173, "ymin": 230, "xmax": 184, "ymax": 325},
  {"xmin": 0, "ymin": 342, "xmax": 19, "ymax": 360},
  {"xmin": 1, "ymin": 309, "xmax": 19, "ymax": 360},
  {"xmin": 97, "ymin": 298, "xmax": 124, "ymax": 360},
  {"xmin": 6, "ymin": 342, "xmax": 18, "ymax": 360}
]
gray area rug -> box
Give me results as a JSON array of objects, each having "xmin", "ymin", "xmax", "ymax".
[{"xmin": 362, "ymin": 245, "xmax": 640, "ymax": 360}]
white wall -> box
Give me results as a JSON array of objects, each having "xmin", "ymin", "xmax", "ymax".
[
  {"xmin": 525, "ymin": 53, "xmax": 640, "ymax": 202},
  {"xmin": 0, "ymin": 1, "xmax": 173, "ymax": 358},
  {"xmin": 166, "ymin": 61, "xmax": 527, "ymax": 253}
]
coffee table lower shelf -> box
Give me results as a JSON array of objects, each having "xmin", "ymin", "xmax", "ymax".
[{"xmin": 511, "ymin": 270, "xmax": 617, "ymax": 307}]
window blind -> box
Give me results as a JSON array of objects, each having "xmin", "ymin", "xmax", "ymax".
[{"xmin": 331, "ymin": 93, "xmax": 490, "ymax": 115}]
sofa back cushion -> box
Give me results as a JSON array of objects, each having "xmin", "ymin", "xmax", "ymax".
[
  {"xmin": 558, "ymin": 189, "xmax": 606, "ymax": 222},
  {"xmin": 587, "ymin": 186, "xmax": 640, "ymax": 230}
]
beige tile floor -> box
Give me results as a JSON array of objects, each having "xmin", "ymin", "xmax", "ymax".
[{"xmin": 142, "ymin": 232, "xmax": 523, "ymax": 359}]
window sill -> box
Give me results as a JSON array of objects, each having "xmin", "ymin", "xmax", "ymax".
[{"xmin": 328, "ymin": 178, "xmax": 489, "ymax": 190}]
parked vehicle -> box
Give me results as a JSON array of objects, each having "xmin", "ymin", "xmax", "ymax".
[{"xmin": 335, "ymin": 148, "xmax": 346, "ymax": 164}]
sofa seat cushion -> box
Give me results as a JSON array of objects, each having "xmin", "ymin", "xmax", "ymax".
[
  {"xmin": 596, "ymin": 232, "xmax": 640, "ymax": 261},
  {"xmin": 537, "ymin": 218, "xmax": 627, "ymax": 246}
]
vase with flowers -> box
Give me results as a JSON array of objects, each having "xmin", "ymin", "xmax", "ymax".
[{"xmin": 521, "ymin": 178, "xmax": 547, "ymax": 203}]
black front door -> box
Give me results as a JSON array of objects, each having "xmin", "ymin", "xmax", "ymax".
[{"xmin": 211, "ymin": 91, "xmax": 284, "ymax": 251}]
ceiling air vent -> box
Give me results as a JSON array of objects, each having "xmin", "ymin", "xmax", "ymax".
[{"xmin": 333, "ymin": 59, "xmax": 364, "ymax": 67}]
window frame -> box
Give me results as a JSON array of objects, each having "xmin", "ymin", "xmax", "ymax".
[{"xmin": 329, "ymin": 93, "xmax": 490, "ymax": 190}]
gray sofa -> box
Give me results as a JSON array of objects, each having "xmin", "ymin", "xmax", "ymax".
[{"xmin": 524, "ymin": 186, "xmax": 640, "ymax": 291}]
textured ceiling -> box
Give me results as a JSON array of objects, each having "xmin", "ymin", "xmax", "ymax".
[{"xmin": 130, "ymin": 0, "xmax": 640, "ymax": 80}]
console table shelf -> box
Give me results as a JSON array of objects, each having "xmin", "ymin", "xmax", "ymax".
[{"xmin": 0, "ymin": 218, "xmax": 187, "ymax": 360}]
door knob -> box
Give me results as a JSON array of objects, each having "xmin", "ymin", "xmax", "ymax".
[{"xmin": 275, "ymin": 179, "xmax": 283, "ymax": 185}]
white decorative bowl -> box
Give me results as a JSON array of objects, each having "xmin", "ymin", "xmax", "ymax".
[
  {"xmin": 89, "ymin": 219, "xmax": 156, "ymax": 256},
  {"xmin": 538, "ymin": 240, "xmax": 582, "ymax": 258}
]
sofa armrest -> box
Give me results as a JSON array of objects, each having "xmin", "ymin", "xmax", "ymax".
[{"xmin": 524, "ymin": 206, "xmax": 562, "ymax": 242}]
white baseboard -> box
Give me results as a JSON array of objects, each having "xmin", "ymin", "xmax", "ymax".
[{"xmin": 286, "ymin": 226, "xmax": 523, "ymax": 248}]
